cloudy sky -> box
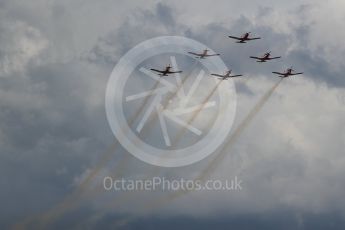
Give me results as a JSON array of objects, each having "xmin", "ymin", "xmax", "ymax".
[{"xmin": 1, "ymin": 0, "xmax": 345, "ymax": 229}]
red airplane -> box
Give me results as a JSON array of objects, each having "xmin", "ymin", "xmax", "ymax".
[
  {"xmin": 228, "ymin": 32, "xmax": 261, "ymax": 43},
  {"xmin": 211, "ymin": 70, "xmax": 243, "ymax": 80},
  {"xmin": 188, "ymin": 49, "xmax": 220, "ymax": 59},
  {"xmin": 250, "ymin": 52, "xmax": 281, "ymax": 63},
  {"xmin": 272, "ymin": 67, "xmax": 303, "ymax": 78},
  {"xmin": 150, "ymin": 64, "xmax": 182, "ymax": 76}
]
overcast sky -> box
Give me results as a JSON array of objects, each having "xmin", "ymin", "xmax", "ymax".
[{"xmin": 1, "ymin": 0, "xmax": 345, "ymax": 229}]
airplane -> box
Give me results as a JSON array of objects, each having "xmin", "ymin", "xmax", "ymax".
[
  {"xmin": 150, "ymin": 64, "xmax": 182, "ymax": 76},
  {"xmin": 228, "ymin": 32, "xmax": 261, "ymax": 43},
  {"xmin": 250, "ymin": 51, "xmax": 281, "ymax": 62},
  {"xmin": 272, "ymin": 67, "xmax": 303, "ymax": 78},
  {"xmin": 211, "ymin": 70, "xmax": 243, "ymax": 80},
  {"xmin": 188, "ymin": 49, "xmax": 220, "ymax": 59}
]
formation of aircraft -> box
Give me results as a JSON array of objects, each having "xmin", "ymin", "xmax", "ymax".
[
  {"xmin": 188, "ymin": 49, "xmax": 220, "ymax": 59},
  {"xmin": 150, "ymin": 32, "xmax": 303, "ymax": 79},
  {"xmin": 211, "ymin": 70, "xmax": 243, "ymax": 80},
  {"xmin": 228, "ymin": 32, "xmax": 261, "ymax": 43},
  {"xmin": 150, "ymin": 64, "xmax": 182, "ymax": 76},
  {"xmin": 272, "ymin": 67, "xmax": 303, "ymax": 78},
  {"xmin": 250, "ymin": 52, "xmax": 281, "ymax": 63}
]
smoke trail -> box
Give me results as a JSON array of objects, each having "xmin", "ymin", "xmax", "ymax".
[
  {"xmin": 162, "ymin": 60, "xmax": 199, "ymax": 109},
  {"xmin": 196, "ymin": 78, "xmax": 283, "ymax": 180},
  {"xmin": 74, "ymin": 75, "xmax": 270, "ymax": 228},
  {"xmin": 50, "ymin": 80, "xmax": 164, "ymax": 213},
  {"xmin": 89, "ymin": 78, "xmax": 223, "ymax": 228},
  {"xmin": 13, "ymin": 79, "xmax": 163, "ymax": 230},
  {"xmin": 161, "ymin": 79, "xmax": 283, "ymax": 204},
  {"xmin": 128, "ymin": 80, "xmax": 161, "ymax": 124},
  {"xmin": 13, "ymin": 140, "xmax": 124, "ymax": 230},
  {"xmin": 103, "ymin": 80, "xmax": 223, "ymax": 228},
  {"xmin": 33, "ymin": 61, "xmax": 199, "ymax": 229},
  {"xmin": 34, "ymin": 80, "xmax": 164, "ymax": 229},
  {"xmin": 110, "ymin": 79, "xmax": 283, "ymax": 228},
  {"xmin": 71, "ymin": 62, "xmax": 201, "ymax": 228},
  {"xmin": 172, "ymin": 79, "xmax": 222, "ymax": 146},
  {"xmin": 138, "ymin": 60, "xmax": 199, "ymax": 140},
  {"xmin": 84, "ymin": 64, "xmax": 200, "ymax": 221}
]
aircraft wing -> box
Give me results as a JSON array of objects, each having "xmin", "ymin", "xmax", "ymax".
[
  {"xmin": 228, "ymin": 36, "xmax": 242, "ymax": 40},
  {"xmin": 150, "ymin": 69, "xmax": 164, "ymax": 73},
  {"xmin": 249, "ymin": 56, "xmax": 261, "ymax": 60},
  {"xmin": 211, "ymin": 74, "xmax": 224, "ymax": 77},
  {"xmin": 272, "ymin": 72, "xmax": 284, "ymax": 75},
  {"xmin": 248, "ymin": 37, "xmax": 261, "ymax": 40},
  {"xmin": 169, "ymin": 71, "xmax": 183, "ymax": 74},
  {"xmin": 188, "ymin": 52, "xmax": 200, "ymax": 56},
  {"xmin": 290, "ymin": 72, "xmax": 303, "ymax": 76},
  {"xmin": 205, "ymin": 54, "xmax": 220, "ymax": 57},
  {"xmin": 269, "ymin": 56, "xmax": 281, "ymax": 60},
  {"xmin": 231, "ymin": 75, "xmax": 243, "ymax": 78}
]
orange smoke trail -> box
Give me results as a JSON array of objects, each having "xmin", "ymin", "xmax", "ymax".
[
  {"xmin": 166, "ymin": 79, "xmax": 283, "ymax": 202},
  {"xmin": 162, "ymin": 60, "xmax": 199, "ymax": 110},
  {"xmin": 13, "ymin": 79, "xmax": 163, "ymax": 230},
  {"xmin": 73, "ymin": 62, "xmax": 209, "ymax": 227},
  {"xmin": 172, "ymin": 79, "xmax": 223, "ymax": 146},
  {"xmin": 138, "ymin": 61, "xmax": 199, "ymax": 139},
  {"xmin": 35, "ymin": 62, "xmax": 199, "ymax": 229},
  {"xmin": 110, "ymin": 79, "xmax": 283, "ymax": 228},
  {"xmin": 76, "ymin": 62, "xmax": 201, "ymax": 225},
  {"xmin": 196, "ymin": 78, "xmax": 283, "ymax": 180}
]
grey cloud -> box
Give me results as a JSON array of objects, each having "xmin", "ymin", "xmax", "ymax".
[{"xmin": 85, "ymin": 3, "xmax": 184, "ymax": 67}]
